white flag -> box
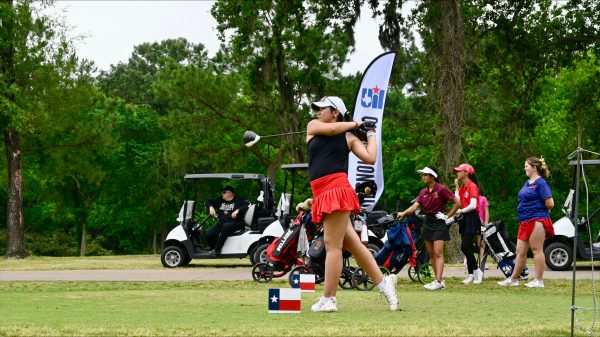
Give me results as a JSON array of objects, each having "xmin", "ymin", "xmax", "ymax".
[{"xmin": 348, "ymin": 52, "xmax": 396, "ymax": 211}]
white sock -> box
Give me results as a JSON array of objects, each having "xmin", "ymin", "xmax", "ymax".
[
  {"xmin": 377, "ymin": 279, "xmax": 387, "ymax": 291},
  {"xmin": 468, "ymin": 274, "xmax": 473, "ymax": 278}
]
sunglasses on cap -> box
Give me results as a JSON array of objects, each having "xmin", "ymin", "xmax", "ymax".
[{"xmin": 320, "ymin": 96, "xmax": 339, "ymax": 111}]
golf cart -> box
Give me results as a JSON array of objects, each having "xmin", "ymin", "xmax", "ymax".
[
  {"xmin": 160, "ymin": 172, "xmax": 286, "ymax": 268},
  {"xmin": 543, "ymin": 159, "xmax": 600, "ymax": 271}
]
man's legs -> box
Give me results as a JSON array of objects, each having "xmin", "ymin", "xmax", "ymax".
[
  {"xmin": 214, "ymin": 221, "xmax": 244, "ymax": 253},
  {"xmin": 204, "ymin": 222, "xmax": 223, "ymax": 250}
]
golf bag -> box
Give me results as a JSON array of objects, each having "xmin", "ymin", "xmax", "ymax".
[
  {"xmin": 482, "ymin": 220, "xmax": 529, "ymax": 279},
  {"xmin": 374, "ymin": 218, "xmax": 417, "ymax": 273},
  {"xmin": 265, "ymin": 210, "xmax": 317, "ymax": 270}
]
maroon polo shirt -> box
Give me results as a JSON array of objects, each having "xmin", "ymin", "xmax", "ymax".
[{"xmin": 416, "ymin": 183, "xmax": 455, "ymax": 214}]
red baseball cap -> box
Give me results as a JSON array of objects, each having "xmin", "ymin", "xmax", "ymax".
[{"xmin": 453, "ymin": 163, "xmax": 475, "ymax": 174}]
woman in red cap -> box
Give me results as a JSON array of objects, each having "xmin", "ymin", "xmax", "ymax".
[
  {"xmin": 453, "ymin": 163, "xmax": 484, "ymax": 285},
  {"xmin": 307, "ymin": 96, "xmax": 398, "ymax": 312}
]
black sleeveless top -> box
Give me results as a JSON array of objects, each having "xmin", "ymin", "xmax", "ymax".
[{"xmin": 307, "ymin": 133, "xmax": 350, "ymax": 181}]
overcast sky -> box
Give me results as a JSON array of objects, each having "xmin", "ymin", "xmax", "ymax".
[{"xmin": 49, "ymin": 1, "xmax": 399, "ymax": 75}]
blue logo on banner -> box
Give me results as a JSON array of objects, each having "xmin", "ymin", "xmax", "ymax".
[{"xmin": 360, "ymin": 86, "xmax": 386, "ymax": 109}]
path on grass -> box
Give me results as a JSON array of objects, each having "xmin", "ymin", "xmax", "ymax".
[{"xmin": 0, "ymin": 265, "xmax": 597, "ymax": 281}]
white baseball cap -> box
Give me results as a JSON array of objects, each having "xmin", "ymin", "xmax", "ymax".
[
  {"xmin": 417, "ymin": 167, "xmax": 438, "ymax": 178},
  {"xmin": 311, "ymin": 96, "xmax": 348, "ymax": 116}
]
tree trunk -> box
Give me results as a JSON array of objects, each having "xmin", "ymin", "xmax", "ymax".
[
  {"xmin": 79, "ymin": 219, "xmax": 87, "ymax": 257},
  {"xmin": 5, "ymin": 129, "xmax": 29, "ymax": 258},
  {"xmin": 437, "ymin": 0, "xmax": 466, "ymax": 263}
]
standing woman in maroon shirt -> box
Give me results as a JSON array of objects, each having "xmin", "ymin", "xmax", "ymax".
[
  {"xmin": 307, "ymin": 96, "xmax": 399, "ymax": 312},
  {"xmin": 396, "ymin": 166, "xmax": 461, "ymax": 291}
]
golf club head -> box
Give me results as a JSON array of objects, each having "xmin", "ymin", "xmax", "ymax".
[{"xmin": 243, "ymin": 131, "xmax": 260, "ymax": 147}]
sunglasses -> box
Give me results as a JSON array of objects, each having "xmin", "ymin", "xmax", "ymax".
[{"xmin": 320, "ymin": 97, "xmax": 339, "ymax": 111}]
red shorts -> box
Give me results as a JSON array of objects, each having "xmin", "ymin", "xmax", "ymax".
[
  {"xmin": 310, "ymin": 172, "xmax": 360, "ymax": 223},
  {"xmin": 517, "ymin": 218, "xmax": 554, "ymax": 241}
]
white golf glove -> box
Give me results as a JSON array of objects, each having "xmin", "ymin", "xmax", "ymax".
[
  {"xmin": 435, "ymin": 212, "xmax": 448, "ymax": 221},
  {"xmin": 445, "ymin": 216, "xmax": 455, "ymax": 225}
]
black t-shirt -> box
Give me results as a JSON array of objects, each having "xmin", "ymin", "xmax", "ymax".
[
  {"xmin": 205, "ymin": 196, "xmax": 249, "ymax": 224},
  {"xmin": 307, "ymin": 133, "xmax": 350, "ymax": 181}
]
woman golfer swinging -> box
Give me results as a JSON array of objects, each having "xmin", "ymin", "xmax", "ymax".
[{"xmin": 307, "ymin": 96, "xmax": 398, "ymax": 312}]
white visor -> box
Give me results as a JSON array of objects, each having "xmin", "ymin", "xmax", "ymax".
[{"xmin": 417, "ymin": 167, "xmax": 438, "ymax": 178}]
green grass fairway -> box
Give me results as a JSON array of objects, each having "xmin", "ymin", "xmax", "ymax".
[{"xmin": 1, "ymin": 279, "xmax": 598, "ymax": 336}]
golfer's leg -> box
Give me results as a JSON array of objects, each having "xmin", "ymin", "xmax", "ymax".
[
  {"xmin": 322, "ymin": 211, "xmax": 348, "ymax": 298},
  {"xmin": 511, "ymin": 239, "xmax": 530, "ymax": 279},
  {"xmin": 343, "ymin": 222, "xmax": 383, "ymax": 284},
  {"xmin": 529, "ymin": 222, "xmax": 546, "ymax": 280},
  {"xmin": 424, "ymin": 240, "xmax": 437, "ymax": 278},
  {"xmin": 433, "ymin": 240, "xmax": 445, "ymax": 280}
]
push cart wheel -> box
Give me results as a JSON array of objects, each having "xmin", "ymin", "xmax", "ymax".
[
  {"xmin": 417, "ymin": 263, "xmax": 434, "ymax": 284},
  {"xmin": 339, "ymin": 266, "xmax": 356, "ymax": 290},
  {"xmin": 407, "ymin": 265, "xmax": 418, "ymax": 282},
  {"xmin": 288, "ymin": 265, "xmax": 313, "ymax": 287},
  {"xmin": 351, "ymin": 267, "xmax": 375, "ymax": 291},
  {"xmin": 251, "ymin": 263, "xmax": 274, "ymax": 283}
]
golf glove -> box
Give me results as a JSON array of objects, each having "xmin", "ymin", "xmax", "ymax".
[{"xmin": 435, "ymin": 212, "xmax": 448, "ymax": 221}]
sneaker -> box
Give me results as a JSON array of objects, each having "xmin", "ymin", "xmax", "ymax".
[
  {"xmin": 311, "ymin": 297, "xmax": 337, "ymax": 312},
  {"xmin": 380, "ymin": 274, "xmax": 399, "ymax": 311},
  {"xmin": 497, "ymin": 278, "xmax": 519, "ymax": 287},
  {"xmin": 425, "ymin": 280, "xmax": 445, "ymax": 291},
  {"xmin": 524, "ymin": 279, "xmax": 545, "ymax": 288},
  {"xmin": 473, "ymin": 269, "xmax": 483, "ymax": 284},
  {"xmin": 462, "ymin": 275, "xmax": 474, "ymax": 284}
]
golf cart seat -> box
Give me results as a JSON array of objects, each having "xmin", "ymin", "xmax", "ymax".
[{"xmin": 244, "ymin": 204, "xmax": 256, "ymax": 226}]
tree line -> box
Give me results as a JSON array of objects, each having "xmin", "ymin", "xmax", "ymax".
[{"xmin": 1, "ymin": 0, "xmax": 599, "ymax": 260}]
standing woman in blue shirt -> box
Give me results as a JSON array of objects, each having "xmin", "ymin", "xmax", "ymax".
[{"xmin": 498, "ymin": 157, "xmax": 554, "ymax": 288}]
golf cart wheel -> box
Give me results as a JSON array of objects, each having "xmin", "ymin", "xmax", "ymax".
[
  {"xmin": 161, "ymin": 246, "xmax": 186, "ymax": 268},
  {"xmin": 339, "ymin": 266, "xmax": 357, "ymax": 290},
  {"xmin": 251, "ymin": 263, "xmax": 274, "ymax": 283},
  {"xmin": 253, "ymin": 243, "xmax": 271, "ymax": 265},
  {"xmin": 407, "ymin": 265, "xmax": 418, "ymax": 282},
  {"xmin": 544, "ymin": 242, "xmax": 573, "ymax": 271},
  {"xmin": 351, "ymin": 267, "xmax": 375, "ymax": 291},
  {"xmin": 288, "ymin": 265, "xmax": 313, "ymax": 287},
  {"xmin": 417, "ymin": 263, "xmax": 434, "ymax": 284}
]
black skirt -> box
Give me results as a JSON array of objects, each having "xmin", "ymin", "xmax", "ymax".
[
  {"xmin": 458, "ymin": 211, "xmax": 482, "ymax": 235},
  {"xmin": 422, "ymin": 214, "xmax": 450, "ymax": 241}
]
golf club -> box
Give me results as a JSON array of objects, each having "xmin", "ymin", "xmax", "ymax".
[{"xmin": 243, "ymin": 130, "xmax": 305, "ymax": 147}]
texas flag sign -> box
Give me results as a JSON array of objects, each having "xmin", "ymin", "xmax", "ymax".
[
  {"xmin": 291, "ymin": 274, "xmax": 316, "ymax": 292},
  {"xmin": 268, "ymin": 288, "xmax": 301, "ymax": 313}
]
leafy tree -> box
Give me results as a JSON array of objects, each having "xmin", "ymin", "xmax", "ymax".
[
  {"xmin": 211, "ymin": 0, "xmax": 363, "ymax": 176},
  {"xmin": 1, "ymin": 0, "xmax": 98, "ymax": 258}
]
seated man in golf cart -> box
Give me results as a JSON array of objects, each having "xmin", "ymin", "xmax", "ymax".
[{"xmin": 205, "ymin": 185, "xmax": 250, "ymax": 257}]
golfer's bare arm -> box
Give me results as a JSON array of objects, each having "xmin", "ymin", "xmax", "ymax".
[
  {"xmin": 306, "ymin": 120, "xmax": 359, "ymax": 142},
  {"xmin": 347, "ymin": 132, "xmax": 376, "ymax": 164}
]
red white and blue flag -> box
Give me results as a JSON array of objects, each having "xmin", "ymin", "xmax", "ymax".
[
  {"xmin": 291, "ymin": 274, "xmax": 316, "ymax": 292},
  {"xmin": 268, "ymin": 288, "xmax": 301, "ymax": 313},
  {"xmin": 348, "ymin": 52, "xmax": 396, "ymax": 211}
]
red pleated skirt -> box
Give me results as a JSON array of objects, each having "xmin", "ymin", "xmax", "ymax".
[{"xmin": 310, "ymin": 172, "xmax": 361, "ymax": 223}]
